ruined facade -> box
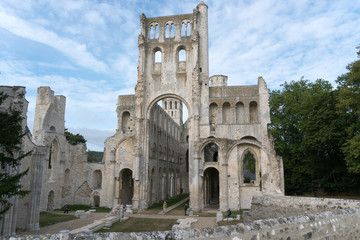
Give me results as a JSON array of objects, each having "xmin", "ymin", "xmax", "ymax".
[
  {"xmin": 0, "ymin": 86, "xmax": 47, "ymax": 236},
  {"xmin": 102, "ymin": 1, "xmax": 284, "ymax": 212},
  {"xmin": 1, "ymin": 3, "xmax": 285, "ymax": 236}
]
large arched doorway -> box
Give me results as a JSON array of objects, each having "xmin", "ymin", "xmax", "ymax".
[
  {"xmin": 119, "ymin": 168, "xmax": 134, "ymax": 205},
  {"xmin": 146, "ymin": 96, "xmax": 190, "ymax": 205},
  {"xmin": 203, "ymin": 167, "xmax": 219, "ymax": 206}
]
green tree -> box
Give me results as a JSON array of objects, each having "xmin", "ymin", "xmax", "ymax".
[
  {"xmin": 336, "ymin": 46, "xmax": 360, "ymax": 174},
  {"xmin": 269, "ymin": 79, "xmax": 356, "ymax": 195},
  {"xmin": 64, "ymin": 129, "xmax": 87, "ymax": 145},
  {"xmin": 0, "ymin": 92, "xmax": 30, "ymax": 219}
]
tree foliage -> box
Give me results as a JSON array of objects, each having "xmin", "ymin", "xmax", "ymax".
[
  {"xmin": 64, "ymin": 129, "xmax": 87, "ymax": 145},
  {"xmin": 87, "ymin": 151, "xmax": 103, "ymax": 163},
  {"xmin": 0, "ymin": 92, "xmax": 30, "ymax": 219},
  {"xmin": 269, "ymin": 78, "xmax": 359, "ymax": 195},
  {"xmin": 336, "ymin": 46, "xmax": 360, "ymax": 174}
]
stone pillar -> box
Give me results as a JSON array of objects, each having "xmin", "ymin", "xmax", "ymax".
[
  {"xmin": 109, "ymin": 158, "xmax": 116, "ymax": 208},
  {"xmin": 220, "ymin": 163, "xmax": 229, "ymax": 211},
  {"xmin": 26, "ymin": 147, "xmax": 46, "ymax": 231}
]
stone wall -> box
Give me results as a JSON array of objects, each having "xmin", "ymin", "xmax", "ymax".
[
  {"xmin": 7, "ymin": 207, "xmax": 360, "ymax": 239},
  {"xmin": 250, "ymin": 194, "xmax": 360, "ymax": 221}
]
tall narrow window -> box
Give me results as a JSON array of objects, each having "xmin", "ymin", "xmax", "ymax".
[
  {"xmin": 165, "ymin": 24, "xmax": 170, "ymax": 38},
  {"xmin": 236, "ymin": 102, "xmax": 244, "ymax": 124},
  {"xmin": 243, "ymin": 151, "xmax": 256, "ymax": 183},
  {"xmin": 150, "ymin": 25, "xmax": 154, "ymax": 39},
  {"xmin": 155, "ymin": 50, "xmax": 162, "ymax": 63},
  {"xmin": 249, "ymin": 101, "xmax": 258, "ymax": 123},
  {"xmin": 170, "ymin": 23, "xmax": 175, "ymax": 37},
  {"xmin": 181, "ymin": 22, "xmax": 186, "ymax": 36},
  {"xmin": 222, "ymin": 102, "xmax": 231, "ymax": 123},
  {"xmin": 186, "ymin": 22, "xmax": 191, "ymax": 36},
  {"xmin": 155, "ymin": 24, "xmax": 159, "ymax": 39},
  {"xmin": 179, "ymin": 49, "xmax": 186, "ymax": 61}
]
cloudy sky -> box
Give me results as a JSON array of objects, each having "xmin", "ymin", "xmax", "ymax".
[{"xmin": 1, "ymin": 0, "xmax": 359, "ymax": 151}]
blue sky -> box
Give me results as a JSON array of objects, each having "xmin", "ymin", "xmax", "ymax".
[{"xmin": 1, "ymin": 0, "xmax": 359, "ymax": 151}]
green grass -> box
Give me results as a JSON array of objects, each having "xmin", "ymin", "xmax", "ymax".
[
  {"xmin": 39, "ymin": 212, "xmax": 77, "ymax": 227},
  {"xmin": 96, "ymin": 218, "xmax": 177, "ymax": 232},
  {"xmin": 55, "ymin": 204, "xmax": 111, "ymax": 212},
  {"xmin": 147, "ymin": 193, "xmax": 189, "ymax": 210}
]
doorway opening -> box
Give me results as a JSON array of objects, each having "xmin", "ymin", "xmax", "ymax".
[{"xmin": 203, "ymin": 167, "xmax": 219, "ymax": 206}]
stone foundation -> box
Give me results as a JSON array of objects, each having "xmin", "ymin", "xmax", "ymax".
[
  {"xmin": 7, "ymin": 207, "xmax": 360, "ymax": 239},
  {"xmin": 250, "ymin": 194, "xmax": 360, "ymax": 221}
]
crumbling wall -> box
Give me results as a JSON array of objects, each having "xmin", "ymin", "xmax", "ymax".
[
  {"xmin": 250, "ymin": 194, "xmax": 360, "ymax": 221},
  {"xmin": 7, "ymin": 207, "xmax": 360, "ymax": 239}
]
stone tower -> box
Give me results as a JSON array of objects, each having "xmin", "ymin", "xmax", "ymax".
[
  {"xmin": 162, "ymin": 98, "xmax": 183, "ymax": 126},
  {"xmin": 103, "ymin": 2, "xmax": 284, "ymax": 212}
]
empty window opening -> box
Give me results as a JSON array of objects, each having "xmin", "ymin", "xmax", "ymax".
[
  {"xmin": 150, "ymin": 25, "xmax": 154, "ymax": 39},
  {"xmin": 165, "ymin": 24, "xmax": 170, "ymax": 38},
  {"xmin": 243, "ymin": 151, "xmax": 256, "ymax": 183},
  {"xmin": 122, "ymin": 111, "xmax": 131, "ymax": 133},
  {"xmin": 175, "ymin": 101, "xmax": 178, "ymax": 109},
  {"xmin": 181, "ymin": 22, "xmax": 186, "ymax": 36},
  {"xmin": 155, "ymin": 24, "xmax": 159, "ymax": 39},
  {"xmin": 186, "ymin": 22, "xmax": 191, "ymax": 36},
  {"xmin": 236, "ymin": 102, "xmax": 245, "ymax": 124},
  {"xmin": 204, "ymin": 142, "xmax": 218, "ymax": 162},
  {"xmin": 171, "ymin": 23, "xmax": 175, "ymax": 37},
  {"xmin": 179, "ymin": 49, "xmax": 186, "ymax": 61},
  {"xmin": 93, "ymin": 170, "xmax": 102, "ymax": 189},
  {"xmin": 155, "ymin": 50, "xmax": 162, "ymax": 63},
  {"xmin": 222, "ymin": 102, "xmax": 231, "ymax": 123},
  {"xmin": 165, "ymin": 101, "xmax": 167, "ymax": 109},
  {"xmin": 249, "ymin": 101, "xmax": 258, "ymax": 123}
]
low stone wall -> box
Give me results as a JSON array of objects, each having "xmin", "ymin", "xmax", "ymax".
[
  {"xmin": 7, "ymin": 208, "xmax": 360, "ymax": 240},
  {"xmin": 7, "ymin": 195, "xmax": 360, "ymax": 239},
  {"xmin": 250, "ymin": 194, "xmax": 360, "ymax": 220}
]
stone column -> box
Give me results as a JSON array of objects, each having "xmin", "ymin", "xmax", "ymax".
[
  {"xmin": 26, "ymin": 146, "xmax": 46, "ymax": 231},
  {"xmin": 220, "ymin": 163, "xmax": 229, "ymax": 211},
  {"xmin": 108, "ymin": 157, "xmax": 116, "ymax": 208}
]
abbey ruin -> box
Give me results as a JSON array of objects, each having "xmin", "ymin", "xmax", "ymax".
[{"xmin": 0, "ymin": 2, "xmax": 285, "ymax": 236}]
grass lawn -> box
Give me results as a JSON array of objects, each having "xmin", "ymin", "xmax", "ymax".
[
  {"xmin": 39, "ymin": 212, "xmax": 77, "ymax": 227},
  {"xmin": 55, "ymin": 204, "xmax": 111, "ymax": 212},
  {"xmin": 96, "ymin": 218, "xmax": 177, "ymax": 232},
  {"xmin": 147, "ymin": 193, "xmax": 189, "ymax": 210}
]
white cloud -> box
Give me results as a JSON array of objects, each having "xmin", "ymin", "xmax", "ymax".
[{"xmin": 0, "ymin": 5, "xmax": 109, "ymax": 73}]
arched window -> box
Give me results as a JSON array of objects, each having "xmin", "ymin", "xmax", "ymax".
[
  {"xmin": 93, "ymin": 170, "xmax": 102, "ymax": 189},
  {"xmin": 181, "ymin": 20, "xmax": 191, "ymax": 36},
  {"xmin": 171, "ymin": 23, "xmax": 175, "ymax": 38},
  {"xmin": 236, "ymin": 102, "xmax": 245, "ymax": 124},
  {"xmin": 179, "ymin": 49, "xmax": 186, "ymax": 61},
  {"xmin": 122, "ymin": 111, "xmax": 131, "ymax": 133},
  {"xmin": 249, "ymin": 101, "xmax": 258, "ymax": 123},
  {"xmin": 149, "ymin": 23, "xmax": 159, "ymax": 39},
  {"xmin": 204, "ymin": 142, "xmax": 218, "ymax": 162},
  {"xmin": 209, "ymin": 103, "xmax": 218, "ymax": 131},
  {"xmin": 243, "ymin": 151, "xmax": 256, "ymax": 183},
  {"xmin": 181, "ymin": 22, "xmax": 186, "ymax": 36},
  {"xmin": 222, "ymin": 102, "xmax": 231, "ymax": 123},
  {"xmin": 175, "ymin": 101, "xmax": 178, "ymax": 109},
  {"xmin": 155, "ymin": 50, "xmax": 162, "ymax": 63}
]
